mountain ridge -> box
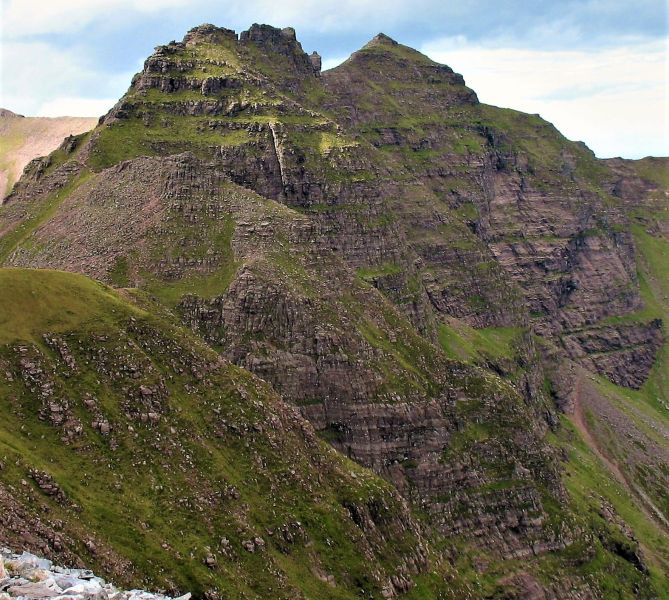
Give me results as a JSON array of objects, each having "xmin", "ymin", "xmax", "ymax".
[{"xmin": 0, "ymin": 22, "xmax": 668, "ymax": 599}]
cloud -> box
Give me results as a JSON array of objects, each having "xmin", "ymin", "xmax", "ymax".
[
  {"xmin": 421, "ymin": 37, "xmax": 669, "ymax": 158},
  {"xmin": 0, "ymin": 40, "xmax": 134, "ymax": 116},
  {"xmin": 2, "ymin": 0, "xmax": 666, "ymax": 42},
  {"xmin": 321, "ymin": 55, "xmax": 349, "ymax": 71},
  {"xmin": 36, "ymin": 97, "xmax": 116, "ymax": 118},
  {"xmin": 1, "ymin": 0, "xmax": 190, "ymax": 38},
  {"xmin": 0, "ymin": 0, "xmax": 409, "ymax": 38}
]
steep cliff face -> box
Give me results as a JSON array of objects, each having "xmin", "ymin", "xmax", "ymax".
[
  {"xmin": 1, "ymin": 23, "xmax": 667, "ymax": 598},
  {"xmin": 0, "ymin": 150, "xmax": 565, "ymax": 561},
  {"xmin": 318, "ymin": 35, "xmax": 657, "ymax": 383}
]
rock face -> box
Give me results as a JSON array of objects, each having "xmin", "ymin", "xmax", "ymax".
[
  {"xmin": 0, "ymin": 23, "xmax": 667, "ymax": 599},
  {"xmin": 2, "ymin": 149, "xmax": 566, "ymax": 558},
  {"xmin": 0, "ymin": 549, "xmax": 191, "ymax": 600},
  {"xmin": 309, "ymin": 51, "xmax": 322, "ymax": 73},
  {"xmin": 561, "ymin": 320, "xmax": 664, "ymax": 388}
]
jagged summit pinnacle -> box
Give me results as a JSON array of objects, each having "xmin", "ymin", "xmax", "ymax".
[
  {"xmin": 183, "ymin": 23, "xmax": 236, "ymax": 46},
  {"xmin": 180, "ymin": 22, "xmax": 303, "ymax": 50},
  {"xmin": 167, "ymin": 23, "xmax": 322, "ymax": 75},
  {"xmin": 151, "ymin": 24, "xmax": 426, "ymax": 81},
  {"xmin": 366, "ymin": 32, "xmax": 400, "ymax": 47},
  {"xmin": 239, "ymin": 23, "xmax": 298, "ymax": 44}
]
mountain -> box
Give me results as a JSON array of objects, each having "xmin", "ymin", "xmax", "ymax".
[
  {"xmin": 0, "ymin": 109, "xmax": 97, "ymax": 199},
  {"xmin": 0, "ymin": 23, "xmax": 667, "ymax": 599}
]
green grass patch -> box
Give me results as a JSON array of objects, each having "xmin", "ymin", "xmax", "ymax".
[
  {"xmin": 437, "ymin": 318, "xmax": 521, "ymax": 363},
  {"xmin": 0, "ymin": 268, "xmax": 144, "ymax": 344},
  {"xmin": 355, "ymin": 262, "xmax": 402, "ymax": 282},
  {"xmin": 631, "ymin": 157, "xmax": 669, "ymax": 190},
  {"xmin": 89, "ymin": 116, "xmax": 252, "ymax": 171},
  {"xmin": 144, "ymin": 217, "xmax": 239, "ymax": 307}
]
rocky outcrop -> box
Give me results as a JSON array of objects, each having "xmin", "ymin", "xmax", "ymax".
[
  {"xmin": 309, "ymin": 51, "xmax": 322, "ymax": 73},
  {"xmin": 561, "ymin": 320, "xmax": 664, "ymax": 388},
  {"xmin": 303, "ymin": 385, "xmax": 565, "ymax": 557},
  {"xmin": 604, "ymin": 156, "xmax": 669, "ymax": 241},
  {"xmin": 0, "ymin": 550, "xmax": 191, "ymax": 600}
]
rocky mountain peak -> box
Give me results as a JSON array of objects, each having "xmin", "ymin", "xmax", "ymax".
[
  {"xmin": 182, "ymin": 23, "xmax": 237, "ymax": 46},
  {"xmin": 239, "ymin": 23, "xmax": 319, "ymax": 75},
  {"xmin": 323, "ymin": 31, "xmax": 478, "ymax": 119},
  {"xmin": 366, "ymin": 32, "xmax": 400, "ymax": 47},
  {"xmin": 1, "ymin": 20, "xmax": 669, "ymax": 600},
  {"xmin": 115, "ymin": 21, "xmax": 322, "ymax": 128},
  {"xmin": 358, "ymin": 32, "xmax": 428, "ymax": 62},
  {"xmin": 239, "ymin": 23, "xmax": 311, "ymax": 60},
  {"xmin": 169, "ymin": 23, "xmax": 319, "ymax": 75}
]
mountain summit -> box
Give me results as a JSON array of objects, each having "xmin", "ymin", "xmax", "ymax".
[
  {"xmin": 1, "ymin": 23, "xmax": 668, "ymax": 600},
  {"xmin": 365, "ymin": 32, "xmax": 400, "ymax": 46}
]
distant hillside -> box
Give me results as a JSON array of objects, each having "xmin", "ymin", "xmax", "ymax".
[{"xmin": 0, "ymin": 109, "xmax": 97, "ymax": 199}]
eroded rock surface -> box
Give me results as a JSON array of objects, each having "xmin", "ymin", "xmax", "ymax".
[{"xmin": 0, "ymin": 550, "xmax": 190, "ymax": 600}]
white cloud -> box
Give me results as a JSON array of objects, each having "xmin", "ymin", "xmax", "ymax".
[
  {"xmin": 235, "ymin": 0, "xmax": 413, "ymax": 33},
  {"xmin": 421, "ymin": 37, "xmax": 669, "ymax": 158},
  {"xmin": 321, "ymin": 55, "xmax": 348, "ymax": 71},
  {"xmin": 0, "ymin": 0, "xmax": 422, "ymax": 38},
  {"xmin": 0, "ymin": 40, "xmax": 134, "ymax": 116},
  {"xmin": 36, "ymin": 97, "xmax": 116, "ymax": 118},
  {"xmin": 1, "ymin": 0, "xmax": 191, "ymax": 38}
]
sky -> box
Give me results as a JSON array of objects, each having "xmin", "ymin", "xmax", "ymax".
[{"xmin": 0, "ymin": 0, "xmax": 667, "ymax": 158}]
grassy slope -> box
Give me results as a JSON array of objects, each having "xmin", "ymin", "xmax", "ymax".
[
  {"xmin": 0, "ymin": 268, "xmax": 468, "ymax": 599},
  {"xmin": 624, "ymin": 225, "xmax": 669, "ymax": 415},
  {"xmin": 550, "ymin": 417, "xmax": 669, "ymax": 598},
  {"xmin": 0, "ymin": 268, "xmax": 141, "ymax": 344},
  {"xmin": 0, "ymin": 172, "xmax": 90, "ymax": 263},
  {"xmin": 437, "ymin": 318, "xmax": 522, "ymax": 363}
]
